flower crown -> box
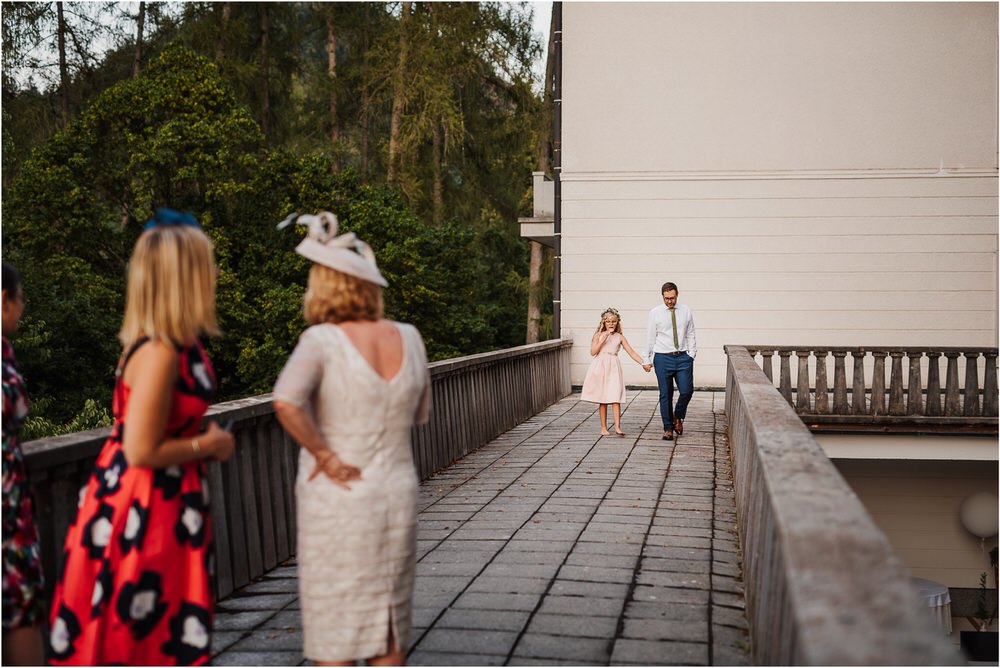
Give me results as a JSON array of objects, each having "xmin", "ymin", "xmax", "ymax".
[{"xmin": 602, "ymin": 307, "xmax": 620, "ymax": 319}]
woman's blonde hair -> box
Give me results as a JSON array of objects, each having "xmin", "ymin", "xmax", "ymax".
[
  {"xmin": 304, "ymin": 263, "xmax": 383, "ymax": 324},
  {"xmin": 596, "ymin": 307, "xmax": 622, "ymax": 334},
  {"xmin": 119, "ymin": 225, "xmax": 220, "ymax": 348}
]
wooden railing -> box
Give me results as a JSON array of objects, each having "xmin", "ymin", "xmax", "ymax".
[
  {"xmin": 23, "ymin": 338, "xmax": 573, "ymax": 600},
  {"xmin": 724, "ymin": 345, "xmax": 959, "ymax": 665},
  {"xmin": 743, "ymin": 346, "xmax": 998, "ymax": 432}
]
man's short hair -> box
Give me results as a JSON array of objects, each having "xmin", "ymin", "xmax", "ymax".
[{"xmin": 661, "ymin": 282, "xmax": 678, "ymax": 295}]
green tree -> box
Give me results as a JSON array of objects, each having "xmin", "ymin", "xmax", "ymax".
[
  {"xmin": 4, "ymin": 44, "xmax": 264, "ymax": 422},
  {"xmin": 2, "ymin": 3, "xmax": 549, "ymax": 434}
]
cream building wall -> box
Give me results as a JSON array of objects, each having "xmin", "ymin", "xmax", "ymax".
[
  {"xmin": 832, "ymin": 459, "xmax": 998, "ymax": 590},
  {"xmin": 560, "ymin": 2, "xmax": 999, "ymax": 387}
]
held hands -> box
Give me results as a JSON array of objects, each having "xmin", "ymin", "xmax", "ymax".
[
  {"xmin": 309, "ymin": 450, "xmax": 362, "ymax": 489},
  {"xmin": 201, "ymin": 421, "xmax": 236, "ymax": 462},
  {"xmin": 642, "ymin": 364, "xmax": 652, "ymax": 373}
]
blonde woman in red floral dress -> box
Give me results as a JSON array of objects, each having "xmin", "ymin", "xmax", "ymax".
[{"xmin": 48, "ymin": 211, "xmax": 235, "ymax": 666}]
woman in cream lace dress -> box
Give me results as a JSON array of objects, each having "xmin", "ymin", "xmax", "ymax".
[{"xmin": 273, "ymin": 213, "xmax": 430, "ymax": 666}]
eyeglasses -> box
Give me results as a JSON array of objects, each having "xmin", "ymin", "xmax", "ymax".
[{"xmin": 144, "ymin": 208, "xmax": 201, "ymax": 230}]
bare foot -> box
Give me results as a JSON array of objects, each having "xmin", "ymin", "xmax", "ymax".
[
  {"xmin": 600, "ymin": 430, "xmax": 610, "ymax": 436},
  {"xmin": 615, "ymin": 429, "xmax": 626, "ymax": 436}
]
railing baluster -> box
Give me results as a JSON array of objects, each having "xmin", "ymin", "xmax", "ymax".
[
  {"xmin": 852, "ymin": 350, "xmax": 867, "ymax": 415},
  {"xmin": 761, "ymin": 350, "xmax": 774, "ymax": 383},
  {"xmin": 779, "ymin": 351, "xmax": 793, "ymax": 406},
  {"xmin": 924, "ymin": 353, "xmax": 942, "ymax": 416},
  {"xmin": 796, "ymin": 351, "xmax": 811, "ymax": 413},
  {"xmin": 832, "ymin": 351, "xmax": 849, "ymax": 414},
  {"xmin": 906, "ymin": 352, "xmax": 923, "ymax": 416},
  {"xmin": 984, "ymin": 351, "xmax": 998, "ymax": 417},
  {"xmin": 888, "ymin": 352, "xmax": 905, "ymax": 416},
  {"xmin": 814, "ymin": 351, "xmax": 829, "ymax": 414},
  {"xmin": 944, "ymin": 352, "xmax": 962, "ymax": 416},
  {"xmin": 871, "ymin": 352, "xmax": 887, "ymax": 416},
  {"xmin": 964, "ymin": 352, "xmax": 981, "ymax": 417}
]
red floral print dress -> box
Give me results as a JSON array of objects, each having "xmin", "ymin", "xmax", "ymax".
[
  {"xmin": 2, "ymin": 336, "xmax": 45, "ymax": 630},
  {"xmin": 49, "ymin": 338, "xmax": 217, "ymax": 666}
]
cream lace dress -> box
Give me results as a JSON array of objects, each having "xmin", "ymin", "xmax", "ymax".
[{"xmin": 273, "ymin": 322, "xmax": 430, "ymax": 661}]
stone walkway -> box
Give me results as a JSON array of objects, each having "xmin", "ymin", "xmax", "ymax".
[{"xmin": 209, "ymin": 390, "xmax": 752, "ymax": 666}]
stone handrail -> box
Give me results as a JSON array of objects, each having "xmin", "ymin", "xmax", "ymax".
[
  {"xmin": 724, "ymin": 345, "xmax": 959, "ymax": 665},
  {"xmin": 743, "ymin": 345, "xmax": 998, "ymax": 431},
  {"xmin": 23, "ymin": 338, "xmax": 573, "ymax": 600}
]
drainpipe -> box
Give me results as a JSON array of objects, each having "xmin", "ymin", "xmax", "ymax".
[{"xmin": 552, "ymin": 1, "xmax": 562, "ymax": 338}]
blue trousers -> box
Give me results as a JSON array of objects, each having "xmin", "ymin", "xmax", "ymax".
[{"xmin": 653, "ymin": 352, "xmax": 694, "ymax": 430}]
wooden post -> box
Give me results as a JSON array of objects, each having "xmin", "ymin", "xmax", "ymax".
[
  {"xmin": 871, "ymin": 351, "xmax": 887, "ymax": 417},
  {"xmin": 944, "ymin": 352, "xmax": 962, "ymax": 416},
  {"xmin": 906, "ymin": 352, "xmax": 923, "ymax": 416},
  {"xmin": 888, "ymin": 352, "xmax": 905, "ymax": 416},
  {"xmin": 984, "ymin": 351, "xmax": 998, "ymax": 417},
  {"xmin": 851, "ymin": 350, "xmax": 867, "ymax": 415},
  {"xmin": 964, "ymin": 352, "xmax": 981, "ymax": 417},
  {"xmin": 796, "ymin": 351, "xmax": 812, "ymax": 413},
  {"xmin": 779, "ymin": 351, "xmax": 794, "ymax": 406},
  {"xmin": 761, "ymin": 351, "xmax": 774, "ymax": 383},
  {"xmin": 925, "ymin": 352, "xmax": 942, "ymax": 416},
  {"xmin": 814, "ymin": 351, "xmax": 829, "ymax": 414},
  {"xmin": 832, "ymin": 351, "xmax": 849, "ymax": 414}
]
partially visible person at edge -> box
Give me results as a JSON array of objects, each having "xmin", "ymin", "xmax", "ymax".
[
  {"xmin": 273, "ymin": 212, "xmax": 431, "ymax": 666},
  {"xmin": 642, "ymin": 281, "xmax": 697, "ymax": 441},
  {"xmin": 48, "ymin": 210, "xmax": 236, "ymax": 665},
  {"xmin": 2, "ymin": 261, "xmax": 46, "ymax": 665}
]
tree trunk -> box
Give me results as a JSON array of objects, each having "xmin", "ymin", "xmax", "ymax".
[
  {"xmin": 360, "ymin": 116, "xmax": 369, "ymax": 175},
  {"xmin": 387, "ymin": 0, "xmax": 411, "ymax": 186},
  {"xmin": 216, "ymin": 2, "xmax": 231, "ymax": 63},
  {"xmin": 432, "ymin": 121, "xmax": 443, "ymax": 226},
  {"xmin": 359, "ymin": 3, "xmax": 371, "ymax": 175},
  {"xmin": 132, "ymin": 2, "xmax": 145, "ymax": 78},
  {"xmin": 526, "ymin": 241, "xmax": 544, "ymax": 343},
  {"xmin": 326, "ymin": 10, "xmax": 340, "ymax": 170},
  {"xmin": 56, "ymin": 1, "xmax": 69, "ymax": 128},
  {"xmin": 260, "ymin": 4, "xmax": 270, "ymax": 138}
]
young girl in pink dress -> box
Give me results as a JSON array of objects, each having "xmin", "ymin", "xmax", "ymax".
[{"xmin": 580, "ymin": 307, "xmax": 645, "ymax": 436}]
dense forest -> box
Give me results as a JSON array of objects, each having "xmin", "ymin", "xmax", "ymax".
[{"xmin": 1, "ymin": 2, "xmax": 555, "ymax": 439}]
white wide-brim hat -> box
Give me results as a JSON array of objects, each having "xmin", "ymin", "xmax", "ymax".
[{"xmin": 282, "ymin": 211, "xmax": 388, "ymax": 287}]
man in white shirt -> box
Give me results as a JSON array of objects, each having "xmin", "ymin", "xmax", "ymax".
[{"xmin": 642, "ymin": 282, "xmax": 696, "ymax": 441}]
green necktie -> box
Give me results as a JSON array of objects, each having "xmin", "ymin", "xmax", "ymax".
[{"xmin": 670, "ymin": 308, "xmax": 679, "ymax": 350}]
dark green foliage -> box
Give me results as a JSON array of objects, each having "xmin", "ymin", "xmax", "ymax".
[
  {"xmin": 4, "ymin": 44, "xmax": 264, "ymax": 422},
  {"xmin": 3, "ymin": 18, "xmax": 546, "ymax": 434}
]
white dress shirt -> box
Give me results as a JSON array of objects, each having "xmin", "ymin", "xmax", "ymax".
[{"xmin": 644, "ymin": 303, "xmax": 697, "ymax": 364}]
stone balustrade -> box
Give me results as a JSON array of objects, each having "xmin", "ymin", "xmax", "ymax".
[
  {"xmin": 724, "ymin": 344, "xmax": 959, "ymax": 665},
  {"xmin": 23, "ymin": 338, "xmax": 573, "ymax": 600},
  {"xmin": 743, "ymin": 346, "xmax": 998, "ymax": 432}
]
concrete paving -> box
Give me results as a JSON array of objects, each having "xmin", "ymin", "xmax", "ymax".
[{"xmin": 210, "ymin": 390, "xmax": 751, "ymax": 666}]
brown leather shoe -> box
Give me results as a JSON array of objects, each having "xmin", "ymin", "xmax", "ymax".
[{"xmin": 674, "ymin": 418, "xmax": 683, "ymax": 435}]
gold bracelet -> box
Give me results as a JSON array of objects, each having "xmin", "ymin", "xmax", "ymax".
[{"xmin": 190, "ymin": 438, "xmax": 201, "ymax": 454}]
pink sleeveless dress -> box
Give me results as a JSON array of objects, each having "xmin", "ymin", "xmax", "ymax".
[{"xmin": 581, "ymin": 332, "xmax": 626, "ymax": 404}]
